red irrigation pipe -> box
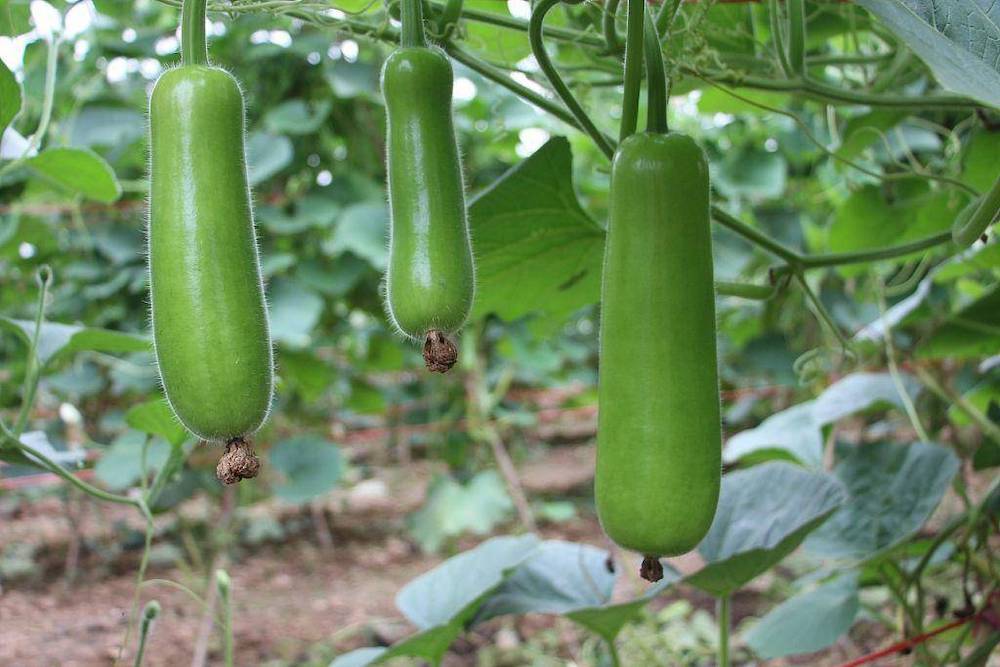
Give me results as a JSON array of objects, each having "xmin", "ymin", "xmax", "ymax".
[{"xmin": 837, "ymin": 592, "xmax": 998, "ymax": 667}]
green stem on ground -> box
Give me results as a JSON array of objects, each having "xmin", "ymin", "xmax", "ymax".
[
  {"xmin": 181, "ymin": 0, "xmax": 208, "ymax": 65},
  {"xmin": 717, "ymin": 596, "xmax": 731, "ymax": 667},
  {"xmin": 529, "ymin": 0, "xmax": 615, "ymax": 159}
]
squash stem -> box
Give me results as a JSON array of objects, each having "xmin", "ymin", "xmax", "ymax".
[
  {"xmin": 643, "ymin": 10, "xmax": 667, "ymax": 134},
  {"xmin": 619, "ymin": 0, "xmax": 644, "ymax": 141},
  {"xmin": 180, "ymin": 0, "xmax": 208, "ymax": 66},
  {"xmin": 401, "ymin": 0, "xmax": 427, "ymax": 48}
]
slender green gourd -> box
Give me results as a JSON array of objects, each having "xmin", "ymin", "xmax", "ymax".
[
  {"xmin": 382, "ymin": 0, "xmax": 475, "ymax": 373},
  {"xmin": 148, "ymin": 0, "xmax": 272, "ymax": 483}
]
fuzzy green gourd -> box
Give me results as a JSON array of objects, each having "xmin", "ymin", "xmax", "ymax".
[
  {"xmin": 382, "ymin": 1, "xmax": 475, "ymax": 373},
  {"xmin": 595, "ymin": 132, "xmax": 721, "ymax": 576},
  {"xmin": 148, "ymin": 0, "xmax": 272, "ymax": 483}
]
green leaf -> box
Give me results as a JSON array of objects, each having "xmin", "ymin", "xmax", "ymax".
[
  {"xmin": 0, "ymin": 57, "xmax": 20, "ymax": 135},
  {"xmin": 0, "ymin": 0, "xmax": 30, "ymax": 36},
  {"xmin": 324, "ymin": 60, "xmax": 379, "ymax": 99},
  {"xmin": 0, "ymin": 317, "xmax": 150, "ymax": 366},
  {"xmin": 469, "ymin": 137, "xmax": 604, "ymax": 328},
  {"xmin": 322, "ymin": 201, "xmax": 388, "ymax": 269},
  {"xmin": 125, "ymin": 400, "xmax": 188, "ymax": 447},
  {"xmin": 697, "ymin": 88, "xmax": 789, "ymax": 115},
  {"xmin": 961, "ymin": 130, "xmax": 1000, "ymax": 192},
  {"xmin": 278, "ymin": 349, "xmax": 335, "ymax": 403},
  {"xmin": 332, "ymin": 535, "xmax": 540, "ymax": 666},
  {"xmin": 397, "ymin": 534, "xmax": 541, "ymax": 628},
  {"xmin": 918, "ymin": 287, "xmax": 1000, "ymax": 360},
  {"xmin": 408, "ymin": 471, "xmax": 514, "ymax": 552},
  {"xmin": 856, "ymin": 0, "xmax": 1000, "ymax": 109},
  {"xmin": 805, "ymin": 442, "xmax": 960, "ymax": 561},
  {"xmin": 828, "ymin": 185, "xmax": 899, "ymax": 254},
  {"xmin": 837, "ymin": 110, "xmax": 908, "ymax": 161},
  {"xmin": 724, "ymin": 402, "xmax": 823, "ymax": 467},
  {"xmin": 745, "ymin": 573, "xmax": 860, "ymax": 659},
  {"xmin": 246, "ymin": 131, "xmax": 293, "ymax": 185},
  {"xmin": 714, "ymin": 148, "xmax": 787, "ymax": 200},
  {"xmin": 463, "ymin": 0, "xmax": 532, "ymax": 62},
  {"xmin": 264, "ymin": 99, "xmax": 332, "ymax": 135},
  {"xmin": 813, "ymin": 372, "xmax": 922, "ymax": 425},
  {"xmin": 687, "ymin": 463, "xmax": 846, "ymax": 597},
  {"xmin": 27, "ymin": 148, "xmax": 121, "ymax": 202},
  {"xmin": 266, "ymin": 279, "xmax": 324, "ymax": 348},
  {"xmin": 94, "ymin": 430, "xmax": 172, "ymax": 492},
  {"xmin": 474, "ymin": 540, "xmax": 616, "ymax": 622},
  {"xmin": 268, "ymin": 435, "xmax": 343, "ymax": 504},
  {"xmin": 66, "ymin": 106, "xmax": 145, "ymax": 148}
]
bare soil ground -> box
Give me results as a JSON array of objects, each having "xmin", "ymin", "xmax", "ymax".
[{"xmin": 0, "ymin": 436, "xmax": 907, "ymax": 667}]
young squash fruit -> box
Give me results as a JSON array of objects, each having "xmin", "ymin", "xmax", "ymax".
[
  {"xmin": 595, "ymin": 132, "xmax": 721, "ymax": 578},
  {"xmin": 148, "ymin": 0, "xmax": 273, "ymax": 483},
  {"xmin": 381, "ymin": 5, "xmax": 475, "ymax": 373}
]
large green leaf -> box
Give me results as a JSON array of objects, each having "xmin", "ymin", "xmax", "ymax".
[
  {"xmin": 94, "ymin": 430, "xmax": 172, "ymax": 492},
  {"xmin": 266, "ymin": 278, "xmax": 324, "ymax": 348},
  {"xmin": 686, "ymin": 463, "xmax": 846, "ymax": 597},
  {"xmin": 812, "ymin": 372, "xmax": 922, "ymax": 425},
  {"xmin": 745, "ymin": 573, "xmax": 860, "ymax": 660},
  {"xmin": 918, "ymin": 287, "xmax": 1000, "ymax": 359},
  {"xmin": 408, "ymin": 471, "xmax": 514, "ymax": 552},
  {"xmin": 330, "ymin": 535, "xmax": 547, "ymax": 666},
  {"xmin": 264, "ymin": 99, "xmax": 332, "ymax": 135},
  {"xmin": 397, "ymin": 534, "xmax": 540, "ymax": 629},
  {"xmin": 469, "ymin": 137, "xmax": 604, "ymax": 328},
  {"xmin": 0, "ymin": 317, "xmax": 150, "ymax": 366},
  {"xmin": 246, "ymin": 131, "xmax": 293, "ymax": 185},
  {"xmin": 322, "ymin": 201, "xmax": 388, "ymax": 269},
  {"xmin": 856, "ymin": 0, "xmax": 1000, "ymax": 109},
  {"xmin": 724, "ymin": 402, "xmax": 822, "ymax": 467},
  {"xmin": 474, "ymin": 540, "xmax": 616, "ymax": 621},
  {"xmin": 805, "ymin": 442, "xmax": 960, "ymax": 561},
  {"xmin": 0, "ymin": 57, "xmax": 20, "ymax": 136},
  {"xmin": 27, "ymin": 147, "xmax": 122, "ymax": 202}
]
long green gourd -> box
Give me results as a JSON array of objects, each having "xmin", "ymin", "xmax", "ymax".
[
  {"xmin": 596, "ymin": 3, "xmax": 720, "ymax": 581},
  {"xmin": 382, "ymin": 0, "xmax": 475, "ymax": 373},
  {"xmin": 148, "ymin": 0, "xmax": 273, "ymax": 483}
]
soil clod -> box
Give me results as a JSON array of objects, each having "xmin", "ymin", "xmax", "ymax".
[
  {"xmin": 216, "ymin": 437, "xmax": 261, "ymax": 484},
  {"xmin": 423, "ymin": 330, "xmax": 458, "ymax": 373},
  {"xmin": 640, "ymin": 556, "xmax": 664, "ymax": 582}
]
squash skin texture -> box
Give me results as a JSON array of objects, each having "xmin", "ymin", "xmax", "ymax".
[
  {"xmin": 595, "ymin": 132, "xmax": 721, "ymax": 557},
  {"xmin": 382, "ymin": 47, "xmax": 475, "ymax": 339},
  {"xmin": 148, "ymin": 65, "xmax": 273, "ymax": 441}
]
